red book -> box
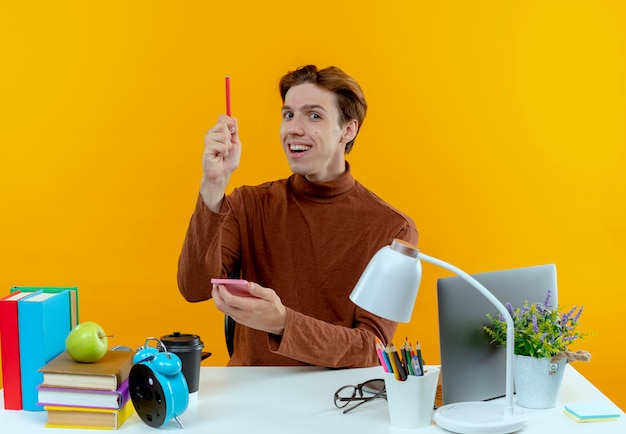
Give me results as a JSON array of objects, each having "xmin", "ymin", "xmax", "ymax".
[{"xmin": 0, "ymin": 291, "xmax": 41, "ymax": 409}]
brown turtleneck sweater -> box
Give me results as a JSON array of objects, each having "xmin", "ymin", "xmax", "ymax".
[{"xmin": 177, "ymin": 164, "xmax": 418, "ymax": 368}]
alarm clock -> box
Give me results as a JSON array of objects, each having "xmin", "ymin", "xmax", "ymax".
[{"xmin": 129, "ymin": 337, "xmax": 189, "ymax": 428}]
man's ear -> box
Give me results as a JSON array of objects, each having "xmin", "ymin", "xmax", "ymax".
[{"xmin": 341, "ymin": 119, "xmax": 358, "ymax": 144}]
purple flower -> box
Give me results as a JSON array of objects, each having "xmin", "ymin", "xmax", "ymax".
[
  {"xmin": 572, "ymin": 305, "xmax": 584, "ymax": 323},
  {"xmin": 506, "ymin": 303, "xmax": 514, "ymax": 317},
  {"xmin": 564, "ymin": 305, "xmax": 577, "ymax": 321},
  {"xmin": 532, "ymin": 315, "xmax": 538, "ymax": 333},
  {"xmin": 542, "ymin": 288, "xmax": 553, "ymax": 309}
]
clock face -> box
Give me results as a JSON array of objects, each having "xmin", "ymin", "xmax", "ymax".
[{"xmin": 129, "ymin": 363, "xmax": 169, "ymax": 428}]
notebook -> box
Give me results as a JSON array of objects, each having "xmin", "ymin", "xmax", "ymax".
[{"xmin": 436, "ymin": 264, "xmax": 558, "ymax": 405}]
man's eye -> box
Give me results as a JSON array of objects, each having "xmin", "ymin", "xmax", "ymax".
[
  {"xmin": 283, "ymin": 112, "xmax": 294, "ymax": 119},
  {"xmin": 309, "ymin": 113, "xmax": 321, "ymax": 120}
]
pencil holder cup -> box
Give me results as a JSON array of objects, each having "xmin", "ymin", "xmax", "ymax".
[{"xmin": 384, "ymin": 366, "xmax": 440, "ymax": 429}]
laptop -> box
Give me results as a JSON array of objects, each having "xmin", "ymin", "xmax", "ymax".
[{"xmin": 436, "ymin": 264, "xmax": 558, "ymax": 405}]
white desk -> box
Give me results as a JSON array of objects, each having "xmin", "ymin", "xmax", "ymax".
[{"xmin": 1, "ymin": 365, "xmax": 624, "ymax": 433}]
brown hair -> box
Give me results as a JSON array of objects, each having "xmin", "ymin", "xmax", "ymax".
[{"xmin": 279, "ymin": 65, "xmax": 367, "ymax": 153}]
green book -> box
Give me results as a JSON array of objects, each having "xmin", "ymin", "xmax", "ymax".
[{"xmin": 10, "ymin": 286, "xmax": 79, "ymax": 329}]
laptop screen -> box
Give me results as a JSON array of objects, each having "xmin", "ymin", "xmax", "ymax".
[{"xmin": 436, "ymin": 264, "xmax": 558, "ymax": 405}]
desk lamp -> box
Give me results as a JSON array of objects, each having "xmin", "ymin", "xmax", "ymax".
[{"xmin": 349, "ymin": 239, "xmax": 528, "ymax": 434}]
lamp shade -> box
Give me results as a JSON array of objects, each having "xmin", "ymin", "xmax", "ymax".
[{"xmin": 350, "ymin": 239, "xmax": 421, "ymax": 322}]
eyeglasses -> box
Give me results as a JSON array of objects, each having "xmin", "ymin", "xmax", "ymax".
[{"xmin": 333, "ymin": 379, "xmax": 386, "ymax": 414}]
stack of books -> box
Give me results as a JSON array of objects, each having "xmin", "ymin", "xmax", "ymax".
[{"xmin": 37, "ymin": 350, "xmax": 135, "ymax": 429}]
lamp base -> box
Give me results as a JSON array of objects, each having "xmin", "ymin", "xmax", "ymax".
[{"xmin": 434, "ymin": 402, "xmax": 528, "ymax": 434}]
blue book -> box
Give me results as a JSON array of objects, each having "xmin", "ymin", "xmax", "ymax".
[
  {"xmin": 11, "ymin": 286, "xmax": 79, "ymax": 329},
  {"xmin": 0, "ymin": 290, "xmax": 42, "ymax": 410},
  {"xmin": 18, "ymin": 291, "xmax": 71, "ymax": 411}
]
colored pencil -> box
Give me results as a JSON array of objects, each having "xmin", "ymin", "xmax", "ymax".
[
  {"xmin": 225, "ymin": 76, "xmax": 231, "ymax": 116},
  {"xmin": 416, "ymin": 341, "xmax": 425, "ymax": 376},
  {"xmin": 375, "ymin": 339, "xmax": 390, "ymax": 373},
  {"xmin": 390, "ymin": 345, "xmax": 407, "ymax": 381}
]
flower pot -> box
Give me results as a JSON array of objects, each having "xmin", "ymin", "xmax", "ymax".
[{"xmin": 514, "ymin": 355, "xmax": 567, "ymax": 409}]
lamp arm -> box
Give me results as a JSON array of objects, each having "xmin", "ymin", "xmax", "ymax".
[{"xmin": 418, "ymin": 252, "xmax": 516, "ymax": 413}]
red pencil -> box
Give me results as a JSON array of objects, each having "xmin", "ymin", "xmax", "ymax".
[{"xmin": 225, "ymin": 76, "xmax": 231, "ymax": 116}]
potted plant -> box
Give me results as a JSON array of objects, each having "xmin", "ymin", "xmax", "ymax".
[{"xmin": 483, "ymin": 289, "xmax": 591, "ymax": 408}]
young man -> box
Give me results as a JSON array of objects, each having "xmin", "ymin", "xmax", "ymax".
[{"xmin": 177, "ymin": 65, "xmax": 418, "ymax": 367}]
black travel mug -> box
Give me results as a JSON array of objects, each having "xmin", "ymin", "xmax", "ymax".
[{"xmin": 159, "ymin": 332, "xmax": 210, "ymax": 394}]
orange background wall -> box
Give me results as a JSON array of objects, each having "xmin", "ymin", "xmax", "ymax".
[{"xmin": 1, "ymin": 1, "xmax": 624, "ymax": 410}]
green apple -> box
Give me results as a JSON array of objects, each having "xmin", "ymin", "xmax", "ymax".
[{"xmin": 65, "ymin": 321, "xmax": 111, "ymax": 363}]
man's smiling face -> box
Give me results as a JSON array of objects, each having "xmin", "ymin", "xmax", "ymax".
[{"xmin": 280, "ymin": 83, "xmax": 357, "ymax": 183}]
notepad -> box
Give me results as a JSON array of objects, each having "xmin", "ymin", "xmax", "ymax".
[{"xmin": 564, "ymin": 402, "xmax": 621, "ymax": 423}]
